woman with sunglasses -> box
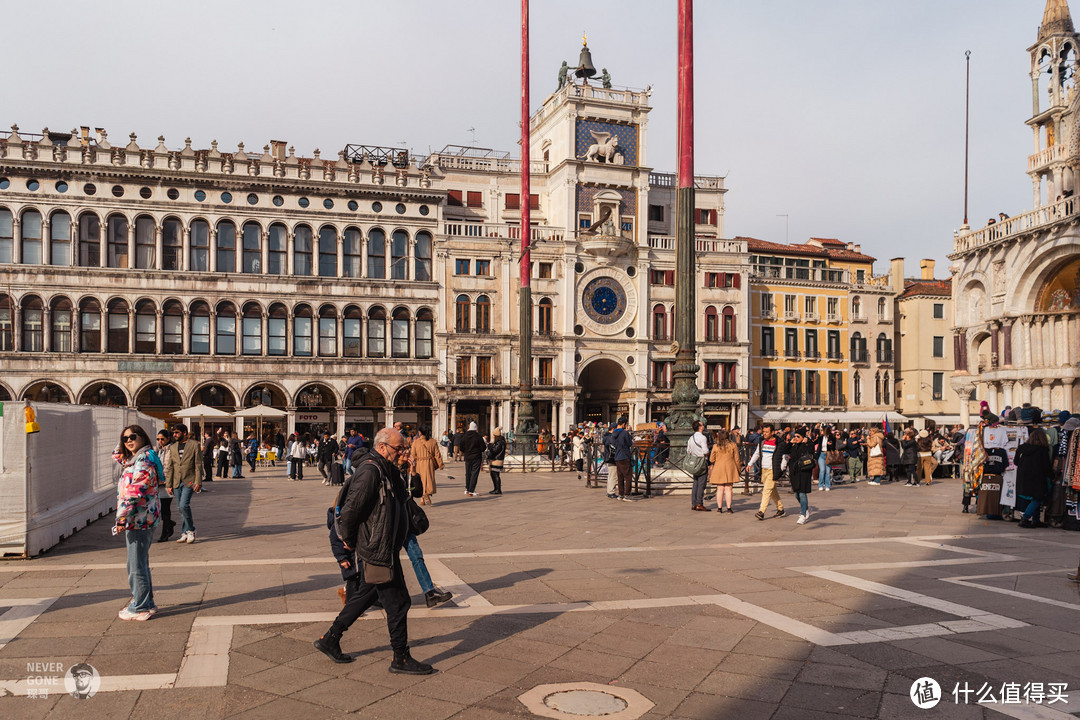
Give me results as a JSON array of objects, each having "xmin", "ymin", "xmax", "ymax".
[{"xmin": 112, "ymin": 425, "xmax": 161, "ymax": 621}]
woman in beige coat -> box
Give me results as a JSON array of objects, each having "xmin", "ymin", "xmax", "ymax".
[
  {"xmin": 410, "ymin": 427, "xmax": 444, "ymax": 505},
  {"xmin": 708, "ymin": 429, "xmax": 740, "ymax": 513},
  {"xmin": 866, "ymin": 429, "xmax": 886, "ymax": 482}
]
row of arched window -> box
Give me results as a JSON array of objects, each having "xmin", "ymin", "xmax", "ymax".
[
  {"xmin": 0, "ymin": 207, "xmax": 434, "ymax": 281},
  {"xmin": 653, "ymin": 304, "xmax": 737, "ymax": 342},
  {"xmin": 850, "ymin": 296, "xmax": 890, "ymax": 321},
  {"xmin": 0, "ymin": 295, "xmax": 435, "ymax": 359},
  {"xmin": 453, "ymin": 295, "xmax": 556, "ymax": 334}
]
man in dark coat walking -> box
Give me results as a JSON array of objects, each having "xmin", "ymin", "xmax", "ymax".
[
  {"xmin": 459, "ymin": 422, "xmax": 486, "ymax": 496},
  {"xmin": 313, "ymin": 427, "xmax": 434, "ymax": 675}
]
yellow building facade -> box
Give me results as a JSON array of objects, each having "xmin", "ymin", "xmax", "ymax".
[{"xmin": 747, "ymin": 237, "xmax": 896, "ymax": 426}]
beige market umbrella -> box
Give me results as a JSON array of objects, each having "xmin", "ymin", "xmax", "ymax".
[
  {"xmin": 172, "ymin": 404, "xmax": 234, "ymax": 438},
  {"xmin": 233, "ymin": 405, "xmax": 287, "ymax": 445}
]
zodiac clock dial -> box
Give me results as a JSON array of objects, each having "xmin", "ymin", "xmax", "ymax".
[{"xmin": 582, "ymin": 276, "xmax": 627, "ymax": 325}]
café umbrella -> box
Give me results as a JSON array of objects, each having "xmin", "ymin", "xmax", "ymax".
[
  {"xmin": 232, "ymin": 404, "xmax": 287, "ymax": 446},
  {"xmin": 171, "ymin": 404, "xmax": 233, "ymax": 439}
]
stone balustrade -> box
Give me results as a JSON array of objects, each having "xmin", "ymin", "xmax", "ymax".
[
  {"xmin": 646, "ymin": 236, "xmax": 746, "ymax": 254},
  {"xmin": 442, "ymin": 221, "xmax": 564, "ymax": 242},
  {"xmin": 0, "ymin": 125, "xmax": 431, "ymax": 189},
  {"xmin": 1028, "ymin": 143, "xmax": 1067, "ymax": 171},
  {"xmin": 951, "ymin": 195, "xmax": 1078, "ymax": 256},
  {"xmin": 648, "ymin": 172, "xmax": 725, "ymax": 190}
]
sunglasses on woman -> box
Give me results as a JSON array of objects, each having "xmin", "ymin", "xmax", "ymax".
[{"xmin": 123, "ymin": 435, "xmax": 140, "ymax": 442}]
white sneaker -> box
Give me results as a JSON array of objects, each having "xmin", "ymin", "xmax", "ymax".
[
  {"xmin": 804, "ymin": 510, "xmax": 812, "ymax": 521},
  {"xmin": 868, "ymin": 480, "xmax": 880, "ymax": 486},
  {"xmin": 186, "ymin": 530, "xmax": 196, "ymax": 544},
  {"xmin": 176, "ymin": 531, "xmax": 190, "ymax": 543},
  {"xmin": 796, "ymin": 514, "xmax": 806, "ymax": 525},
  {"xmin": 824, "ymin": 488, "xmax": 831, "ymax": 492},
  {"xmin": 118, "ymin": 607, "xmax": 152, "ymax": 621}
]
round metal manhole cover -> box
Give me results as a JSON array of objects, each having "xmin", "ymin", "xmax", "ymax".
[{"xmin": 544, "ymin": 689, "xmax": 628, "ymax": 716}]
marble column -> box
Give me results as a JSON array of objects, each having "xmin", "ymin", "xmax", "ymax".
[
  {"xmin": 182, "ymin": 227, "xmax": 190, "ymax": 272},
  {"xmin": 1020, "ymin": 379, "xmax": 1033, "ymax": 405},
  {"xmin": 41, "ymin": 306, "xmax": 51, "ymax": 353},
  {"xmin": 449, "ymin": 401, "xmax": 456, "ymax": 432},
  {"xmin": 127, "ymin": 307, "xmax": 135, "ymax": 353},
  {"xmin": 1002, "ymin": 381, "xmax": 1014, "ymax": 409},
  {"xmin": 959, "ymin": 386, "xmax": 973, "ymax": 428},
  {"xmin": 336, "ymin": 408, "xmax": 346, "ymax": 438},
  {"xmin": 155, "ymin": 310, "xmax": 163, "ymax": 354},
  {"xmin": 154, "ymin": 226, "xmax": 163, "ymax": 270}
]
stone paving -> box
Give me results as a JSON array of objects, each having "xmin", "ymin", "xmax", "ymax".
[{"xmin": 1, "ymin": 460, "xmax": 1079, "ymax": 719}]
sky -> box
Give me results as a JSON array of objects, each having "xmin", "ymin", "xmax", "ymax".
[{"xmin": 3, "ymin": 0, "xmax": 1054, "ymax": 275}]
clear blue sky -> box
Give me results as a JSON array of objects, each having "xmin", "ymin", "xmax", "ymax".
[{"xmin": 5, "ymin": 0, "xmax": 1051, "ymax": 275}]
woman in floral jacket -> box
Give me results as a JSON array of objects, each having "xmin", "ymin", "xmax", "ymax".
[{"xmin": 113, "ymin": 425, "xmax": 161, "ymax": 621}]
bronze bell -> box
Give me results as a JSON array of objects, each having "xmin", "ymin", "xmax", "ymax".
[{"xmin": 575, "ymin": 45, "xmax": 597, "ymax": 80}]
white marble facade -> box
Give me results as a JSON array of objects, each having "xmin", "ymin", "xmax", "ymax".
[{"xmin": 949, "ymin": 1, "xmax": 1080, "ymax": 423}]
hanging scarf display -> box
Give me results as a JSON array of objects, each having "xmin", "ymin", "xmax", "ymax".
[{"xmin": 962, "ymin": 422, "xmax": 987, "ymax": 499}]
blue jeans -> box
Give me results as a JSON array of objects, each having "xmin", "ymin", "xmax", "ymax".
[
  {"xmin": 176, "ymin": 484, "xmax": 195, "ymax": 534},
  {"xmin": 794, "ymin": 491, "xmax": 810, "ymax": 516},
  {"xmin": 404, "ymin": 533, "xmax": 434, "ymax": 593},
  {"xmin": 231, "ymin": 462, "xmax": 243, "ymax": 477},
  {"xmin": 125, "ymin": 528, "xmax": 155, "ymax": 611},
  {"xmin": 1022, "ymin": 498, "xmax": 1041, "ymax": 521},
  {"xmin": 818, "ymin": 452, "xmax": 832, "ymax": 490}
]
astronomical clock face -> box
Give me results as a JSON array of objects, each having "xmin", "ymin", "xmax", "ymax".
[
  {"xmin": 582, "ymin": 276, "xmax": 627, "ymax": 325},
  {"xmin": 576, "ymin": 269, "xmax": 637, "ymax": 336}
]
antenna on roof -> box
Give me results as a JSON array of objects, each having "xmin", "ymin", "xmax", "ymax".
[
  {"xmin": 467, "ymin": 126, "xmax": 477, "ymax": 145},
  {"xmin": 776, "ymin": 214, "xmax": 789, "ymax": 244}
]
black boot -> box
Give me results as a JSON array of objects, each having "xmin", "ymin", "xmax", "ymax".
[
  {"xmin": 158, "ymin": 522, "xmax": 175, "ymax": 543},
  {"xmin": 491, "ymin": 475, "xmax": 502, "ymax": 495},
  {"xmin": 425, "ymin": 588, "xmax": 453, "ymax": 608},
  {"xmin": 962, "ymin": 506, "xmax": 970, "ymax": 514},
  {"xmin": 389, "ymin": 650, "xmax": 435, "ymax": 675},
  {"xmin": 313, "ymin": 628, "xmax": 354, "ymax": 664}
]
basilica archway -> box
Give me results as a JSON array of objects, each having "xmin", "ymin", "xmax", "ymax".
[{"xmin": 576, "ymin": 357, "xmax": 629, "ymax": 425}]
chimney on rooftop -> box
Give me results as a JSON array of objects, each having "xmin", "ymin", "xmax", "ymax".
[
  {"xmin": 270, "ymin": 140, "xmax": 287, "ymax": 162},
  {"xmin": 920, "ymin": 258, "xmax": 935, "ymax": 280},
  {"xmin": 846, "ymin": 242, "xmax": 854, "ymax": 251},
  {"xmin": 854, "ymin": 244, "xmax": 861, "ymax": 253},
  {"xmin": 890, "ymin": 258, "xmax": 905, "ymax": 294}
]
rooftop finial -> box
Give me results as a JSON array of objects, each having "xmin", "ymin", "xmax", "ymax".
[{"xmin": 582, "ymin": 32, "xmax": 587, "ymax": 47}]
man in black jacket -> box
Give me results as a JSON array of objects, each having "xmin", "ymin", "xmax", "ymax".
[
  {"xmin": 459, "ymin": 421, "xmax": 486, "ymax": 496},
  {"xmin": 313, "ymin": 427, "xmax": 434, "ymax": 675},
  {"xmin": 317, "ymin": 431, "xmax": 339, "ymax": 484}
]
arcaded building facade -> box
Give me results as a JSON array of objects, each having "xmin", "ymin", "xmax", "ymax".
[{"xmin": 0, "ymin": 69, "xmax": 751, "ymax": 438}]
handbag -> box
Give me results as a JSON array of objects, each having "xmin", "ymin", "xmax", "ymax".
[
  {"xmin": 825, "ymin": 450, "xmax": 843, "ymax": 465},
  {"xmin": 681, "ymin": 453, "xmax": 707, "ymax": 477},
  {"xmin": 796, "ymin": 454, "xmax": 815, "ymax": 472},
  {"xmin": 406, "ymin": 496, "xmax": 429, "ymax": 535},
  {"xmin": 363, "ymin": 562, "xmax": 393, "ymax": 584},
  {"xmin": 869, "ymin": 444, "xmax": 883, "ymax": 458}
]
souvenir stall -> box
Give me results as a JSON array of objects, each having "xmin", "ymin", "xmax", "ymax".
[{"xmin": 961, "ymin": 411, "xmax": 1080, "ymax": 530}]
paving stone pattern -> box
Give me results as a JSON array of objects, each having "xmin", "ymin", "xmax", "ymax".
[{"xmin": 1, "ymin": 461, "xmax": 1079, "ymax": 719}]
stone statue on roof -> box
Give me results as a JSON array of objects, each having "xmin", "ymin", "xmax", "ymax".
[
  {"xmin": 558, "ymin": 61, "xmax": 569, "ymax": 89},
  {"xmin": 601, "ymin": 68, "xmax": 611, "ymax": 89}
]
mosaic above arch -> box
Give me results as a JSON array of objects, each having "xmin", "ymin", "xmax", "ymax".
[{"xmin": 1036, "ymin": 256, "xmax": 1080, "ymax": 312}]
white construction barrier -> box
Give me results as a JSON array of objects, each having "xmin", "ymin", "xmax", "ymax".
[{"xmin": 0, "ymin": 402, "xmax": 161, "ymax": 558}]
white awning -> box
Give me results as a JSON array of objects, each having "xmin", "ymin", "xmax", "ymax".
[
  {"xmin": 755, "ymin": 411, "xmax": 908, "ymax": 425},
  {"xmin": 922, "ymin": 415, "xmax": 963, "ymax": 424}
]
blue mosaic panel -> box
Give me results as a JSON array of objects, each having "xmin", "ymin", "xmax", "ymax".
[
  {"xmin": 575, "ymin": 119, "xmax": 638, "ymax": 166},
  {"xmin": 575, "ymin": 185, "xmax": 637, "ymax": 220}
]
